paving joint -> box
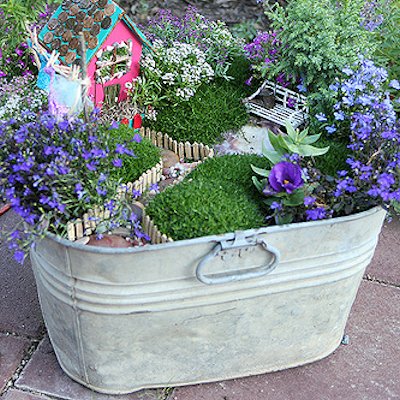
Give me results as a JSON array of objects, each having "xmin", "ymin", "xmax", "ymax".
[
  {"xmin": 2, "ymin": 387, "xmax": 64, "ymax": 400},
  {"xmin": 1, "ymin": 328, "xmax": 47, "ymax": 398},
  {"xmin": 363, "ymin": 275, "xmax": 400, "ymax": 289},
  {"xmin": 0, "ymin": 330, "xmax": 43, "ymax": 342},
  {"xmin": 159, "ymin": 387, "xmax": 175, "ymax": 400}
]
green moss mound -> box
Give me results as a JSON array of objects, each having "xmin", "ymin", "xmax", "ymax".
[
  {"xmin": 108, "ymin": 125, "xmax": 161, "ymax": 183},
  {"xmin": 144, "ymin": 57, "xmax": 253, "ymax": 146},
  {"xmin": 146, "ymin": 155, "xmax": 267, "ymax": 240}
]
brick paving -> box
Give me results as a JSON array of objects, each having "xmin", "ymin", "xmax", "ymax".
[
  {"xmin": 15, "ymin": 338, "xmax": 163, "ymax": 400},
  {"xmin": 1, "ymin": 389, "xmax": 52, "ymax": 400},
  {"xmin": 0, "ymin": 335, "xmax": 31, "ymax": 393},
  {"xmin": 0, "ymin": 212, "xmax": 44, "ymax": 339},
  {"xmin": 0, "ymin": 210, "xmax": 399, "ymax": 400}
]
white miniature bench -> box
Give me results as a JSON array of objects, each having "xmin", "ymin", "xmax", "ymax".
[{"xmin": 244, "ymin": 80, "xmax": 308, "ymax": 129}]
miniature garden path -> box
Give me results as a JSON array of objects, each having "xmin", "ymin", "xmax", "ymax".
[{"xmin": 0, "ymin": 207, "xmax": 399, "ymax": 400}]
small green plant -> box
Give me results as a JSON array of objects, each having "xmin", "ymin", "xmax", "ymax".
[
  {"xmin": 260, "ymin": 121, "xmax": 329, "ymax": 165},
  {"xmin": 252, "ymin": 122, "xmax": 330, "ymax": 223},
  {"xmin": 230, "ymin": 20, "xmax": 259, "ymax": 42},
  {"xmin": 146, "ymin": 155, "xmax": 267, "ymax": 240},
  {"xmin": 107, "ymin": 125, "xmax": 161, "ymax": 183}
]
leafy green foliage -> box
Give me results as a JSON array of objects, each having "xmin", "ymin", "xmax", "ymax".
[
  {"xmin": 313, "ymin": 135, "xmax": 350, "ymax": 176},
  {"xmin": 146, "ymin": 155, "xmax": 267, "ymax": 240},
  {"xmin": 107, "ymin": 125, "xmax": 161, "ymax": 183},
  {"xmin": 144, "ymin": 57, "xmax": 252, "ymax": 145},
  {"xmin": 0, "ymin": 0, "xmax": 49, "ymax": 47},
  {"xmin": 0, "ymin": 1, "xmax": 61, "ymax": 77},
  {"xmin": 265, "ymin": 0, "xmax": 376, "ymax": 92},
  {"xmin": 263, "ymin": 121, "xmax": 330, "ymax": 164},
  {"xmin": 230, "ymin": 20, "xmax": 259, "ymax": 42}
]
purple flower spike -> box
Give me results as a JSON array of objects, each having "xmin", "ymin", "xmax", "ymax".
[{"xmin": 268, "ymin": 162, "xmax": 304, "ymax": 194}]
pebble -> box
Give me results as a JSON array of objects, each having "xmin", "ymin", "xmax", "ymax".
[{"xmin": 161, "ymin": 149, "xmax": 180, "ymax": 168}]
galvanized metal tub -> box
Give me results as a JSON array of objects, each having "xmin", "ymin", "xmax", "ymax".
[{"xmin": 30, "ymin": 206, "xmax": 386, "ymax": 394}]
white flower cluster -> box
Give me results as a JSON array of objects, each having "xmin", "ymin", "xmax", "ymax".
[
  {"xmin": 207, "ymin": 20, "xmax": 244, "ymax": 52},
  {"xmin": 140, "ymin": 41, "xmax": 215, "ymax": 104},
  {"xmin": 145, "ymin": 105, "xmax": 158, "ymax": 121},
  {"xmin": 0, "ymin": 88, "xmax": 45, "ymax": 121}
]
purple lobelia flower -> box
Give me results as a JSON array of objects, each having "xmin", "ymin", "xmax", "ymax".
[{"xmin": 266, "ymin": 162, "xmax": 304, "ymax": 195}]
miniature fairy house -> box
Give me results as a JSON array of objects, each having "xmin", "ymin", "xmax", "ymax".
[{"xmin": 38, "ymin": 0, "xmax": 151, "ymax": 108}]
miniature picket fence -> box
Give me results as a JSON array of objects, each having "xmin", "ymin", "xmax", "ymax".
[
  {"xmin": 65, "ymin": 129, "xmax": 214, "ymax": 242},
  {"xmin": 142, "ymin": 210, "xmax": 174, "ymax": 245},
  {"xmin": 65, "ymin": 160, "xmax": 163, "ymax": 241},
  {"xmin": 121, "ymin": 159, "xmax": 163, "ymax": 196},
  {"xmin": 140, "ymin": 158, "xmax": 205, "ymax": 245},
  {"xmin": 244, "ymin": 80, "xmax": 308, "ymax": 129},
  {"xmin": 139, "ymin": 127, "xmax": 214, "ymax": 161}
]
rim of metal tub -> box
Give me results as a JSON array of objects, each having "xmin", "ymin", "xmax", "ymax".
[{"xmin": 40, "ymin": 206, "xmax": 385, "ymax": 255}]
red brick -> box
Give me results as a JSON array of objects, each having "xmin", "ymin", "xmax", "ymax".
[
  {"xmin": 0, "ymin": 335, "xmax": 31, "ymax": 393},
  {"xmin": 1, "ymin": 389, "xmax": 51, "ymax": 399},
  {"xmin": 15, "ymin": 337, "xmax": 164, "ymax": 400}
]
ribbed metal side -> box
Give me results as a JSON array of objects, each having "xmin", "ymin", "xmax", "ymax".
[{"xmin": 30, "ymin": 207, "xmax": 386, "ymax": 394}]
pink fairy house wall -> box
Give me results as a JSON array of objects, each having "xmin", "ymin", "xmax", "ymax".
[
  {"xmin": 38, "ymin": 0, "xmax": 152, "ymax": 109},
  {"xmin": 87, "ymin": 21, "xmax": 143, "ymax": 107}
]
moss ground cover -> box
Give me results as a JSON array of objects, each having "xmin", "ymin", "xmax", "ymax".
[
  {"xmin": 108, "ymin": 125, "xmax": 161, "ymax": 183},
  {"xmin": 146, "ymin": 155, "xmax": 268, "ymax": 240},
  {"xmin": 144, "ymin": 58, "xmax": 253, "ymax": 146}
]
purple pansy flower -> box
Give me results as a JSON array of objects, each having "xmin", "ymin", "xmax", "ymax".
[{"xmin": 267, "ymin": 162, "xmax": 304, "ymax": 195}]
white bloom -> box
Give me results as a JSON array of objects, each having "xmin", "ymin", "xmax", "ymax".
[{"xmin": 162, "ymin": 73, "xmax": 175, "ymax": 85}]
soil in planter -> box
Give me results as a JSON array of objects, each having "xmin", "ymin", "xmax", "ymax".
[
  {"xmin": 146, "ymin": 154, "xmax": 269, "ymax": 240},
  {"xmin": 107, "ymin": 124, "xmax": 161, "ymax": 183}
]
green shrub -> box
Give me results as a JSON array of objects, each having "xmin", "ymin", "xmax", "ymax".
[
  {"xmin": 144, "ymin": 57, "xmax": 252, "ymax": 145},
  {"xmin": 265, "ymin": 0, "xmax": 376, "ymax": 92},
  {"xmin": 107, "ymin": 125, "xmax": 161, "ymax": 183},
  {"xmin": 146, "ymin": 155, "xmax": 267, "ymax": 240}
]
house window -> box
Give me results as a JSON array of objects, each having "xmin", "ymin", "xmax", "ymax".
[{"xmin": 95, "ymin": 40, "xmax": 133, "ymax": 85}]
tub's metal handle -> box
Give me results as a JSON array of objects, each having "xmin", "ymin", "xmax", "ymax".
[{"xmin": 196, "ymin": 238, "xmax": 281, "ymax": 285}]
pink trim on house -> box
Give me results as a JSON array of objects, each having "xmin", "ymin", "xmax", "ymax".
[{"xmin": 87, "ymin": 19, "xmax": 142, "ymax": 108}]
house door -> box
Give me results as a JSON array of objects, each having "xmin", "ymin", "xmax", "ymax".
[{"xmin": 103, "ymin": 84, "xmax": 121, "ymax": 107}]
